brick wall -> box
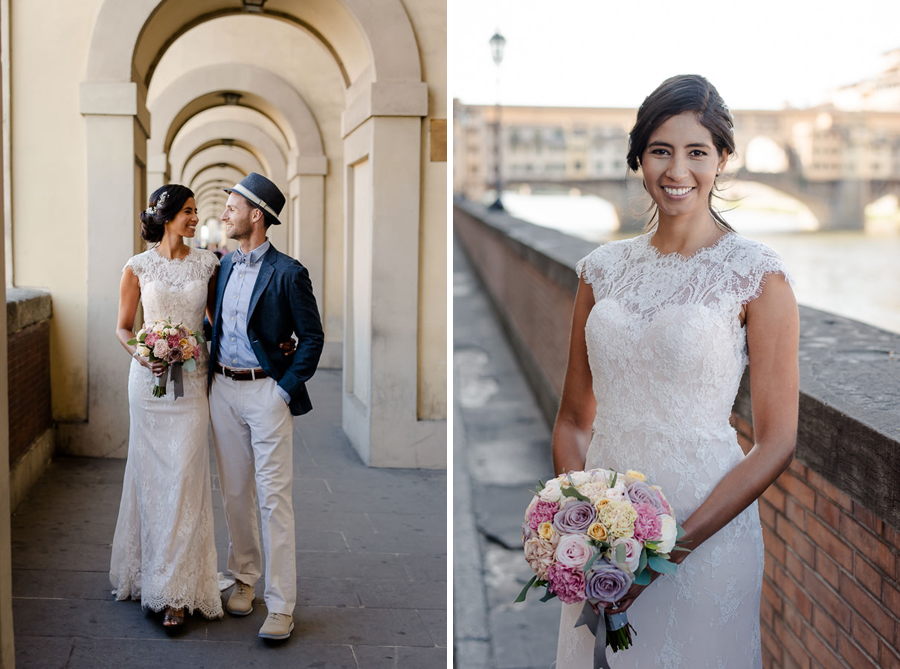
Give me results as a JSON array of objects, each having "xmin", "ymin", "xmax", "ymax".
[
  {"xmin": 456, "ymin": 199, "xmax": 900, "ymax": 669},
  {"xmin": 7, "ymin": 320, "xmax": 52, "ymax": 465},
  {"xmin": 734, "ymin": 418, "xmax": 900, "ymax": 669}
]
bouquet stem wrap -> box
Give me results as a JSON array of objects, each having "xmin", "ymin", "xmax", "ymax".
[
  {"xmin": 152, "ymin": 364, "xmax": 184, "ymax": 399},
  {"xmin": 575, "ymin": 603, "xmax": 632, "ymax": 669}
]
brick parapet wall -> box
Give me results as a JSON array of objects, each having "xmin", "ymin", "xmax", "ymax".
[
  {"xmin": 6, "ymin": 289, "xmax": 52, "ymax": 467},
  {"xmin": 455, "ymin": 198, "xmax": 900, "ymax": 668}
]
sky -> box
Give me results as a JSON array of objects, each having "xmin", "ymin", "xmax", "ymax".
[{"xmin": 449, "ymin": 0, "xmax": 900, "ymax": 111}]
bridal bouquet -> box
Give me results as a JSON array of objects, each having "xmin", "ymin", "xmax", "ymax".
[
  {"xmin": 516, "ymin": 468, "xmax": 687, "ymax": 665},
  {"xmin": 128, "ymin": 318, "xmax": 205, "ymax": 398}
]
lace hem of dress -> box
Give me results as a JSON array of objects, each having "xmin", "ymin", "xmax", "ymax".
[{"xmin": 113, "ymin": 586, "xmax": 224, "ymax": 619}]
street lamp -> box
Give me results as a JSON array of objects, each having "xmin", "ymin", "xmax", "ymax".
[{"xmin": 488, "ymin": 30, "xmax": 506, "ymax": 211}]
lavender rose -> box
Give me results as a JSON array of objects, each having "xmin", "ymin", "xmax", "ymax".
[
  {"xmin": 166, "ymin": 346, "xmax": 184, "ymax": 364},
  {"xmin": 627, "ymin": 481, "xmax": 664, "ymax": 513},
  {"xmin": 585, "ymin": 558, "xmax": 634, "ymax": 603},
  {"xmin": 553, "ymin": 500, "xmax": 596, "ymax": 535},
  {"xmin": 546, "ymin": 563, "xmax": 586, "ymax": 604}
]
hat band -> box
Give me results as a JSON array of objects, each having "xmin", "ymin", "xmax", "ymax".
[{"xmin": 231, "ymin": 183, "xmax": 280, "ymax": 220}]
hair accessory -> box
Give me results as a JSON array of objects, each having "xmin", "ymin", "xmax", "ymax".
[{"xmin": 145, "ymin": 190, "xmax": 168, "ymax": 216}]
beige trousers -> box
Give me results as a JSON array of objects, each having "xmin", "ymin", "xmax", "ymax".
[{"xmin": 210, "ymin": 373, "xmax": 296, "ymax": 615}]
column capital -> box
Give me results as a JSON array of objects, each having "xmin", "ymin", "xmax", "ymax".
[
  {"xmin": 342, "ymin": 82, "xmax": 428, "ymax": 138},
  {"xmin": 79, "ymin": 82, "xmax": 150, "ymax": 137}
]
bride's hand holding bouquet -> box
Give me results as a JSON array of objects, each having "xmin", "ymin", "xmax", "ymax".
[{"xmin": 128, "ymin": 317, "xmax": 205, "ymax": 397}]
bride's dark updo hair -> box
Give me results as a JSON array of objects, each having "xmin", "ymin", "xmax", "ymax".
[
  {"xmin": 627, "ymin": 74, "xmax": 736, "ymax": 232},
  {"xmin": 139, "ymin": 184, "xmax": 194, "ymax": 243}
]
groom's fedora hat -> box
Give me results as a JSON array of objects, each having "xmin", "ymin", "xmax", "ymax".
[{"xmin": 224, "ymin": 172, "xmax": 284, "ymax": 226}]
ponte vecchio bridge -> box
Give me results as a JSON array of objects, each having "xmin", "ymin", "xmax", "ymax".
[{"xmin": 453, "ymin": 102, "xmax": 900, "ymax": 231}]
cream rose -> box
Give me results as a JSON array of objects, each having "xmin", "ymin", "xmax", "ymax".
[
  {"xmin": 657, "ymin": 514, "xmax": 677, "ymax": 554},
  {"xmin": 136, "ymin": 344, "xmax": 151, "ymax": 358},
  {"xmin": 578, "ymin": 482, "xmax": 608, "ymax": 503},
  {"xmin": 604, "ymin": 481, "xmax": 629, "ymax": 502},
  {"xmin": 539, "ymin": 478, "xmax": 563, "ymax": 503}
]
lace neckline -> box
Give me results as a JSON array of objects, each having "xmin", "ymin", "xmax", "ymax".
[
  {"xmin": 151, "ymin": 246, "xmax": 194, "ymax": 263},
  {"xmin": 644, "ymin": 231, "xmax": 734, "ymax": 262}
]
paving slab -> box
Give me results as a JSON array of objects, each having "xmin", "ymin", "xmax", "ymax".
[
  {"xmin": 453, "ymin": 237, "xmax": 564, "ymax": 668},
  {"xmin": 11, "ymin": 369, "xmax": 446, "ymax": 668}
]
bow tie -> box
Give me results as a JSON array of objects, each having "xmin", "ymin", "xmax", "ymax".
[{"xmin": 235, "ymin": 254, "xmax": 249, "ymax": 266}]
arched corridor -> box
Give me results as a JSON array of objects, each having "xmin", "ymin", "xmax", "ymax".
[{"xmin": 9, "ymin": 0, "xmax": 446, "ymax": 467}]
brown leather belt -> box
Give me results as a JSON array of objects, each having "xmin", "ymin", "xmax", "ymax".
[{"xmin": 216, "ymin": 365, "xmax": 268, "ymax": 381}]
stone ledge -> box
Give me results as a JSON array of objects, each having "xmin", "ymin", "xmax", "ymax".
[
  {"xmin": 6, "ymin": 288, "xmax": 52, "ymax": 334},
  {"xmin": 454, "ymin": 199, "xmax": 900, "ymax": 531}
]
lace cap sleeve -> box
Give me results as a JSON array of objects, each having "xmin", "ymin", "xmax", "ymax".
[
  {"xmin": 575, "ymin": 245, "xmax": 605, "ymax": 287},
  {"xmin": 726, "ymin": 238, "xmax": 795, "ymax": 304},
  {"xmin": 195, "ymin": 248, "xmax": 220, "ymax": 280},
  {"xmin": 123, "ymin": 253, "xmax": 145, "ymax": 276}
]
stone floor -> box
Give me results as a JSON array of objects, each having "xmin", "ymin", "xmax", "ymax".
[
  {"xmin": 453, "ymin": 238, "xmax": 561, "ymax": 669},
  {"xmin": 11, "ymin": 370, "xmax": 447, "ymax": 669}
]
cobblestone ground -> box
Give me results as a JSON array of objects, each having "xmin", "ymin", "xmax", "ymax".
[
  {"xmin": 11, "ymin": 370, "xmax": 446, "ymax": 669},
  {"xmin": 454, "ymin": 238, "xmax": 561, "ymax": 669}
]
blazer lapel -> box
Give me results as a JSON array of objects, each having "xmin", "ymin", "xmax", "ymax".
[
  {"xmin": 215, "ymin": 253, "xmax": 234, "ymax": 325},
  {"xmin": 247, "ymin": 246, "xmax": 276, "ymax": 322}
]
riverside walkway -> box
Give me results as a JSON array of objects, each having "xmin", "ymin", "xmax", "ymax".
[
  {"xmin": 454, "ymin": 237, "xmax": 560, "ymax": 669},
  {"xmin": 11, "ymin": 370, "xmax": 446, "ymax": 669}
]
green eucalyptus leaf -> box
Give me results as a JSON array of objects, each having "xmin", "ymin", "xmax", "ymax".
[
  {"xmin": 539, "ymin": 589, "xmax": 559, "ymax": 603},
  {"xmin": 514, "ymin": 575, "xmax": 537, "ymax": 603},
  {"xmin": 582, "ymin": 550, "xmax": 602, "ymax": 573},
  {"xmin": 182, "ymin": 358, "xmax": 196, "ymax": 373},
  {"xmin": 127, "ymin": 338, "xmax": 137, "ymax": 346},
  {"xmin": 648, "ymin": 554, "xmax": 678, "ymax": 575},
  {"xmin": 615, "ymin": 543, "xmax": 626, "ymax": 565},
  {"xmin": 634, "ymin": 569, "xmax": 652, "ymax": 586},
  {"xmin": 676, "ymin": 524, "xmax": 687, "ymax": 539}
]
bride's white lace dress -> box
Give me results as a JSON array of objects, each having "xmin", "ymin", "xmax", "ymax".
[
  {"xmin": 555, "ymin": 232, "xmax": 791, "ymax": 668},
  {"xmin": 110, "ymin": 246, "xmax": 223, "ymax": 618}
]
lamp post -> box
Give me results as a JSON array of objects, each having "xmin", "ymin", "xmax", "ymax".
[{"xmin": 488, "ymin": 30, "xmax": 506, "ymax": 211}]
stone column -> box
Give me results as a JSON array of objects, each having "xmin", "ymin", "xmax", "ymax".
[
  {"xmin": 287, "ymin": 154, "xmax": 335, "ymax": 365},
  {"xmin": 58, "ymin": 82, "xmax": 149, "ymax": 457},
  {"xmin": 146, "ymin": 152, "xmax": 167, "ymax": 195},
  {"xmin": 340, "ymin": 81, "xmax": 443, "ymax": 467}
]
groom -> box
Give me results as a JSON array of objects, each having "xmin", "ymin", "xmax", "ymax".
[{"xmin": 209, "ymin": 172, "xmax": 324, "ymax": 640}]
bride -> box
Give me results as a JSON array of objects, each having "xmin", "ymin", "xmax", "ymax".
[
  {"xmin": 552, "ymin": 75, "xmax": 799, "ymax": 667},
  {"xmin": 111, "ymin": 184, "xmax": 223, "ymax": 626}
]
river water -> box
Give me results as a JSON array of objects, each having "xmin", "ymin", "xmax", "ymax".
[{"xmin": 498, "ymin": 190, "xmax": 900, "ymax": 335}]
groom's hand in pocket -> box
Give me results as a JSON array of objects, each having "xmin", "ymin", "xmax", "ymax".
[{"xmin": 279, "ymin": 340, "xmax": 296, "ymax": 356}]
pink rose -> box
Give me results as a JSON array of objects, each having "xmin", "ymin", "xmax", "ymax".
[
  {"xmin": 546, "ymin": 563, "xmax": 586, "ymax": 604},
  {"xmin": 633, "ymin": 503, "xmax": 662, "ymax": 543},
  {"xmin": 555, "ymin": 534, "xmax": 595, "ymax": 570},
  {"xmin": 145, "ymin": 331, "xmax": 158, "ymax": 347},
  {"xmin": 167, "ymin": 333, "xmax": 180, "ymax": 348},
  {"xmin": 527, "ymin": 500, "xmax": 559, "ymax": 531},
  {"xmin": 152, "ymin": 340, "xmax": 169, "ymax": 358}
]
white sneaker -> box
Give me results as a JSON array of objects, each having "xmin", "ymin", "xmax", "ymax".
[{"xmin": 259, "ymin": 612, "xmax": 294, "ymax": 640}]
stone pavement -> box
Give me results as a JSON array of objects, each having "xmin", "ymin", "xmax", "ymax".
[
  {"xmin": 11, "ymin": 370, "xmax": 446, "ymax": 669},
  {"xmin": 453, "ymin": 237, "xmax": 561, "ymax": 669}
]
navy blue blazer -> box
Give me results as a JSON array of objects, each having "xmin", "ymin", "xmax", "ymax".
[{"xmin": 209, "ymin": 244, "xmax": 324, "ymax": 416}]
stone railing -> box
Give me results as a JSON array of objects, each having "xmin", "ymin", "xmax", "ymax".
[
  {"xmin": 454, "ymin": 197, "xmax": 900, "ymax": 668},
  {"xmin": 6, "ymin": 288, "xmax": 53, "ymax": 512}
]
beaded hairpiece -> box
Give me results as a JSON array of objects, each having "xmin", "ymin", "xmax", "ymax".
[{"xmin": 144, "ymin": 190, "xmax": 168, "ymax": 216}]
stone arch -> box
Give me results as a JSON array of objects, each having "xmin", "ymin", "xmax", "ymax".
[
  {"xmin": 170, "ymin": 121, "xmax": 288, "ymax": 183},
  {"xmin": 84, "ymin": 0, "xmax": 423, "ymax": 90},
  {"xmin": 744, "ymin": 136, "xmax": 790, "ymax": 173},
  {"xmin": 181, "ymin": 145, "xmax": 264, "ymax": 186},
  {"xmin": 148, "ymin": 63, "xmax": 324, "ymax": 157}
]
